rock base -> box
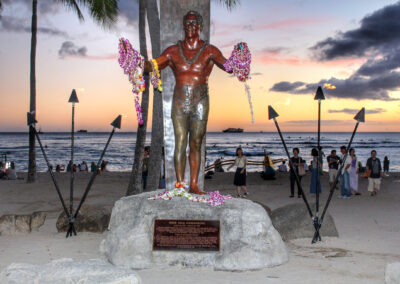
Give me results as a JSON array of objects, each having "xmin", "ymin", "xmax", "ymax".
[
  {"xmin": 270, "ymin": 202, "xmax": 338, "ymax": 241},
  {"xmin": 100, "ymin": 190, "xmax": 289, "ymax": 271},
  {"xmin": 56, "ymin": 205, "xmax": 111, "ymax": 233},
  {"xmin": 385, "ymin": 262, "xmax": 400, "ymax": 284},
  {"xmin": 0, "ymin": 258, "xmax": 141, "ymax": 284},
  {"xmin": 0, "ymin": 212, "xmax": 46, "ymax": 235}
]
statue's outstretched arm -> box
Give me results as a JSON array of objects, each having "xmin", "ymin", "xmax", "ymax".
[
  {"xmin": 210, "ymin": 45, "xmax": 230, "ymax": 72},
  {"xmin": 144, "ymin": 47, "xmax": 172, "ymax": 73}
]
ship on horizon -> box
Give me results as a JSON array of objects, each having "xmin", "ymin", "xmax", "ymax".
[{"xmin": 222, "ymin": 128, "xmax": 244, "ymax": 133}]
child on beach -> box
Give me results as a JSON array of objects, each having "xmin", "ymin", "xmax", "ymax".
[{"xmin": 227, "ymin": 147, "xmax": 248, "ymax": 198}]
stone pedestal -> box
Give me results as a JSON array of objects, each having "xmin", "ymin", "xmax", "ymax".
[
  {"xmin": 100, "ymin": 191, "xmax": 289, "ymax": 271},
  {"xmin": 0, "ymin": 258, "xmax": 141, "ymax": 284}
]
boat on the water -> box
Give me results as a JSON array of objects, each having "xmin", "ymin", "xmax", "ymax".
[
  {"xmin": 222, "ymin": 128, "xmax": 244, "ymax": 133},
  {"xmin": 77, "ymin": 129, "xmax": 88, "ymax": 133}
]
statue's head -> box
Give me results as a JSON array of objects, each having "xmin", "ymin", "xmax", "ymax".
[{"xmin": 183, "ymin": 11, "xmax": 203, "ymax": 38}]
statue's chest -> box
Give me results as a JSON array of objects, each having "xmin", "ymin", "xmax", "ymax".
[{"xmin": 173, "ymin": 42, "xmax": 210, "ymax": 73}]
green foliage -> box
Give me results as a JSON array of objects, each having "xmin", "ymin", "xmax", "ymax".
[{"xmin": 58, "ymin": 0, "xmax": 119, "ymax": 27}]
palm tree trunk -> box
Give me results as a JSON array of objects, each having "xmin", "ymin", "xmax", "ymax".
[
  {"xmin": 145, "ymin": 0, "xmax": 163, "ymax": 191},
  {"xmin": 27, "ymin": 0, "xmax": 37, "ymax": 183},
  {"xmin": 126, "ymin": 0, "xmax": 150, "ymax": 196}
]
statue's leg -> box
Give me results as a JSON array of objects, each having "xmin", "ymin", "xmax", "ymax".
[
  {"xmin": 172, "ymin": 89, "xmax": 189, "ymax": 184},
  {"xmin": 189, "ymin": 119, "xmax": 207, "ymax": 192},
  {"xmin": 188, "ymin": 85, "xmax": 209, "ymax": 194}
]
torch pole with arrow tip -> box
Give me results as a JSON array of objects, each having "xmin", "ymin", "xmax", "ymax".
[
  {"xmin": 312, "ymin": 107, "xmax": 365, "ymax": 243},
  {"xmin": 66, "ymin": 115, "xmax": 122, "ymax": 237},
  {"xmin": 27, "ymin": 112, "xmax": 71, "ymax": 221},
  {"xmin": 67, "ymin": 89, "xmax": 79, "ymax": 238},
  {"xmin": 313, "ymin": 86, "xmax": 326, "ymax": 243},
  {"xmin": 268, "ymin": 105, "xmax": 322, "ymax": 241}
]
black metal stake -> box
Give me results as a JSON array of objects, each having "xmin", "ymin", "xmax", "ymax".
[
  {"xmin": 27, "ymin": 112, "xmax": 73, "ymax": 234},
  {"xmin": 312, "ymin": 108, "xmax": 364, "ymax": 243},
  {"xmin": 313, "ymin": 86, "xmax": 325, "ymax": 243},
  {"xmin": 67, "ymin": 90, "xmax": 79, "ymax": 238},
  {"xmin": 66, "ymin": 115, "xmax": 122, "ymax": 235},
  {"xmin": 268, "ymin": 106, "xmax": 321, "ymax": 240}
]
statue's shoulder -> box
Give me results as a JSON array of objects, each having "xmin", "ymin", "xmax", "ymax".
[{"xmin": 162, "ymin": 44, "xmax": 179, "ymax": 56}]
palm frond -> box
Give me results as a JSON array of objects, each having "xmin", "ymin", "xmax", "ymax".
[
  {"xmin": 58, "ymin": 0, "xmax": 119, "ymax": 28},
  {"xmin": 216, "ymin": 0, "xmax": 240, "ymax": 11}
]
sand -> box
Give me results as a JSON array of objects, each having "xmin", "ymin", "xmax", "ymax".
[{"xmin": 0, "ymin": 171, "xmax": 399, "ymax": 283}]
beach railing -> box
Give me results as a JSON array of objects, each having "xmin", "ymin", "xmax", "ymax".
[{"xmin": 204, "ymin": 158, "xmax": 286, "ymax": 172}]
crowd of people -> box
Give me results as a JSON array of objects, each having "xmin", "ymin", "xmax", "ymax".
[{"xmin": 284, "ymin": 146, "xmax": 386, "ymax": 198}]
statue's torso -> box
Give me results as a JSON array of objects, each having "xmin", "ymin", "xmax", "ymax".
[{"xmin": 166, "ymin": 40, "xmax": 214, "ymax": 87}]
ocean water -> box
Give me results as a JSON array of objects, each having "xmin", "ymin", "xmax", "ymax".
[{"xmin": 0, "ymin": 132, "xmax": 399, "ymax": 172}]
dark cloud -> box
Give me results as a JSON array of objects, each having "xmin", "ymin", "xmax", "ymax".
[
  {"xmin": 270, "ymin": 73, "xmax": 400, "ymax": 101},
  {"xmin": 0, "ymin": 16, "xmax": 67, "ymax": 36},
  {"xmin": 118, "ymin": 0, "xmax": 139, "ymax": 27},
  {"xmin": 328, "ymin": 108, "xmax": 386, "ymax": 114},
  {"xmin": 271, "ymin": 2, "xmax": 400, "ymax": 101},
  {"xmin": 269, "ymin": 81, "xmax": 305, "ymax": 92},
  {"xmin": 58, "ymin": 41, "xmax": 87, "ymax": 58},
  {"xmin": 311, "ymin": 2, "xmax": 400, "ymax": 60},
  {"xmin": 356, "ymin": 48, "xmax": 400, "ymax": 76}
]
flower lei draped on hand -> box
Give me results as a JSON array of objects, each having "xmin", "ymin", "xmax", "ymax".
[
  {"xmin": 223, "ymin": 42, "xmax": 254, "ymax": 123},
  {"xmin": 148, "ymin": 181, "xmax": 232, "ymax": 206},
  {"xmin": 150, "ymin": 59, "xmax": 162, "ymax": 92},
  {"xmin": 118, "ymin": 37, "xmax": 145, "ymax": 125}
]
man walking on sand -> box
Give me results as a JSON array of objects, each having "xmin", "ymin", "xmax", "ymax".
[
  {"xmin": 366, "ymin": 150, "xmax": 382, "ymax": 196},
  {"xmin": 327, "ymin": 149, "xmax": 340, "ymax": 189}
]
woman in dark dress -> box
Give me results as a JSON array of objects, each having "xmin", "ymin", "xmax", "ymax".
[{"xmin": 228, "ymin": 147, "xmax": 248, "ymax": 198}]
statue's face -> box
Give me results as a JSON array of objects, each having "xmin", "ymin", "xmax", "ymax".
[{"xmin": 184, "ymin": 14, "xmax": 201, "ymax": 39}]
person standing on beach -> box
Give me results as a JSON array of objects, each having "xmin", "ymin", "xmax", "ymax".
[
  {"xmin": 227, "ymin": 147, "xmax": 248, "ymax": 198},
  {"xmin": 289, "ymin": 148, "xmax": 303, "ymax": 198},
  {"xmin": 349, "ymin": 148, "xmax": 360, "ymax": 195},
  {"xmin": 366, "ymin": 150, "xmax": 382, "ymax": 196},
  {"xmin": 310, "ymin": 148, "xmax": 322, "ymax": 195},
  {"xmin": 383, "ymin": 156, "xmax": 390, "ymax": 176},
  {"xmin": 142, "ymin": 146, "xmax": 150, "ymax": 190},
  {"xmin": 327, "ymin": 149, "xmax": 340, "ymax": 189},
  {"xmin": 339, "ymin": 145, "xmax": 352, "ymax": 199}
]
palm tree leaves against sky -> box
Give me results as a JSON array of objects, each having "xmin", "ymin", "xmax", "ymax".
[{"xmin": 0, "ymin": 1, "xmax": 119, "ymax": 182}]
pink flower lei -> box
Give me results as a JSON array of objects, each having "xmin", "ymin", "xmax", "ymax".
[
  {"xmin": 148, "ymin": 181, "xmax": 232, "ymax": 206},
  {"xmin": 224, "ymin": 42, "xmax": 255, "ymax": 123},
  {"xmin": 118, "ymin": 38, "xmax": 145, "ymax": 125}
]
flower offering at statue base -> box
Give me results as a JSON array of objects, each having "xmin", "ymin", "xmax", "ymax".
[
  {"xmin": 224, "ymin": 42, "xmax": 254, "ymax": 123},
  {"xmin": 148, "ymin": 181, "xmax": 232, "ymax": 206}
]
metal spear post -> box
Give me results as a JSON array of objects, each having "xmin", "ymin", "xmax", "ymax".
[
  {"xmin": 67, "ymin": 115, "xmax": 122, "ymax": 235},
  {"xmin": 312, "ymin": 107, "xmax": 365, "ymax": 243},
  {"xmin": 27, "ymin": 112, "xmax": 70, "ymax": 219},
  {"xmin": 313, "ymin": 86, "xmax": 325, "ymax": 243},
  {"xmin": 67, "ymin": 89, "xmax": 79, "ymax": 238},
  {"xmin": 268, "ymin": 105, "xmax": 321, "ymax": 240}
]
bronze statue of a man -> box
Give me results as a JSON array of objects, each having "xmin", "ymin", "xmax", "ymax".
[{"xmin": 145, "ymin": 11, "xmax": 229, "ymax": 195}]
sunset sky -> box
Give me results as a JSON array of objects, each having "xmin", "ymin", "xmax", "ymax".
[{"xmin": 1, "ymin": 0, "xmax": 400, "ymax": 132}]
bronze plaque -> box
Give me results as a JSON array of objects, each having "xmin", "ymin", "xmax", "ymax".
[{"xmin": 153, "ymin": 219, "xmax": 220, "ymax": 251}]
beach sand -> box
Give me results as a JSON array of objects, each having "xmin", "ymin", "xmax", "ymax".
[{"xmin": 0, "ymin": 171, "xmax": 399, "ymax": 283}]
